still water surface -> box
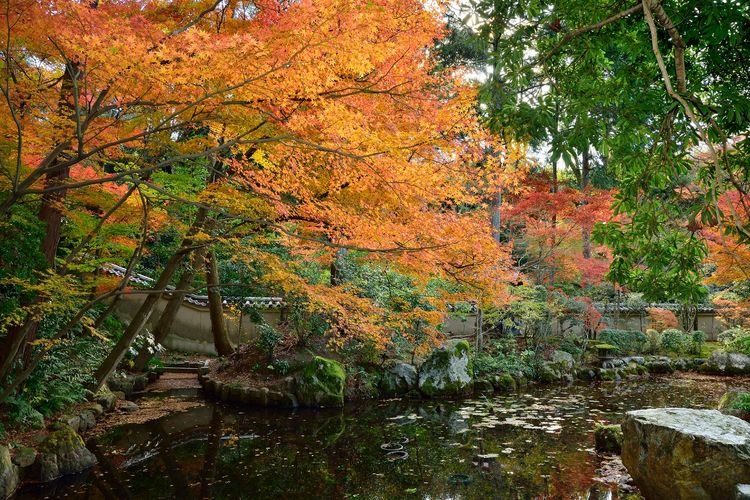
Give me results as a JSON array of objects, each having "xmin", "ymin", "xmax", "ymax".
[{"xmin": 22, "ymin": 375, "xmax": 750, "ymax": 499}]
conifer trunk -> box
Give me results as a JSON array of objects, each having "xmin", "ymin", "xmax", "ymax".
[{"xmin": 206, "ymin": 249, "xmax": 234, "ymax": 356}]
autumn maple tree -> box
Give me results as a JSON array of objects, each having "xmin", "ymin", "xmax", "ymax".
[{"xmin": 0, "ymin": 0, "xmax": 523, "ymax": 399}]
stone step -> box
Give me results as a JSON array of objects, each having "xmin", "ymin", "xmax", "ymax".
[{"xmin": 159, "ymin": 365, "xmax": 201, "ymax": 373}]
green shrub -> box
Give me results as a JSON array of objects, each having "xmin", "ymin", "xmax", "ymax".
[
  {"xmin": 718, "ymin": 327, "xmax": 743, "ymax": 345},
  {"xmin": 474, "ymin": 344, "xmax": 538, "ymax": 379},
  {"xmin": 598, "ymin": 329, "xmax": 647, "ymax": 354},
  {"xmin": 271, "ymin": 359, "xmax": 291, "ymax": 375},
  {"xmin": 661, "ymin": 329, "xmax": 691, "ymax": 354},
  {"xmin": 256, "ymin": 323, "xmax": 282, "ymax": 361},
  {"xmin": 729, "ymin": 335, "xmax": 750, "ymax": 356},
  {"xmin": 690, "ymin": 330, "xmax": 706, "ymax": 355},
  {"xmin": 556, "ymin": 332, "xmax": 586, "ymax": 357},
  {"xmin": 645, "ymin": 329, "xmax": 662, "ymax": 354},
  {"xmin": 719, "ymin": 327, "xmax": 750, "ymax": 356}
]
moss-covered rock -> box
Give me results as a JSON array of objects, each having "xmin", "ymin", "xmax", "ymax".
[
  {"xmin": 552, "ymin": 350, "xmax": 575, "ymax": 370},
  {"xmin": 537, "ymin": 363, "xmax": 561, "ymax": 383},
  {"xmin": 473, "ymin": 378, "xmax": 494, "ymax": 395},
  {"xmin": 491, "ymin": 372, "xmax": 517, "ymax": 392},
  {"xmin": 594, "ymin": 423, "xmax": 623, "ymax": 453},
  {"xmin": 645, "ymin": 358, "xmax": 674, "ymax": 374},
  {"xmin": 12, "ymin": 447, "xmax": 37, "ymax": 469},
  {"xmin": 36, "ymin": 424, "xmax": 97, "ymax": 482},
  {"xmin": 107, "ymin": 373, "xmax": 148, "ymax": 397},
  {"xmin": 701, "ymin": 350, "xmax": 750, "ymax": 375},
  {"xmin": 94, "ymin": 386, "xmax": 118, "ymax": 412},
  {"xmin": 78, "ymin": 410, "xmax": 96, "ymax": 432},
  {"xmin": 418, "ymin": 340, "xmax": 473, "ymax": 398},
  {"xmin": 295, "ymin": 356, "xmax": 346, "ymax": 407},
  {"xmin": 0, "ymin": 445, "xmax": 19, "ymax": 500},
  {"xmin": 240, "ymin": 386, "xmax": 268, "ymax": 406},
  {"xmin": 379, "ymin": 362, "xmax": 418, "ymax": 397},
  {"xmin": 85, "ymin": 403, "xmax": 104, "ymax": 418}
]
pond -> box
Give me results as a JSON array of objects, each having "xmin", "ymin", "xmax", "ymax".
[{"xmin": 21, "ymin": 375, "xmax": 750, "ymax": 499}]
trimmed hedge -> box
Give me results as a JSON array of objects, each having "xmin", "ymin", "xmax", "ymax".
[{"xmin": 598, "ymin": 329, "xmax": 647, "ymax": 354}]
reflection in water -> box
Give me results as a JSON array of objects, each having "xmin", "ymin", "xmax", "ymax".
[{"xmin": 20, "ymin": 376, "xmax": 750, "ymax": 499}]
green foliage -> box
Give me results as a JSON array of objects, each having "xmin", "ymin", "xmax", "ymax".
[
  {"xmin": 660, "ymin": 329, "xmax": 692, "ymax": 355},
  {"xmin": 257, "ymin": 323, "xmax": 282, "ymax": 361},
  {"xmin": 0, "ymin": 205, "xmax": 46, "ymax": 321},
  {"xmin": 284, "ymin": 297, "xmax": 330, "ymax": 348},
  {"xmin": 554, "ymin": 332, "xmax": 587, "ymax": 358},
  {"xmin": 3, "ymin": 312, "xmax": 112, "ymax": 426},
  {"xmin": 2, "ymin": 397, "xmax": 44, "ymax": 429},
  {"xmin": 729, "ymin": 393, "xmax": 750, "ymax": 413},
  {"xmin": 598, "ymin": 329, "xmax": 647, "ymax": 354},
  {"xmin": 473, "ymin": 337, "xmax": 539, "ymax": 378},
  {"xmin": 486, "ymin": 286, "xmax": 553, "ymax": 341},
  {"xmin": 271, "ymin": 359, "xmax": 290, "ymax": 375},
  {"xmin": 690, "ymin": 330, "xmax": 707, "ymax": 356},
  {"xmin": 717, "ymin": 327, "xmax": 750, "ymax": 356},
  {"xmin": 645, "ymin": 329, "xmax": 662, "ymax": 354},
  {"xmin": 718, "ymin": 328, "xmax": 741, "ymax": 345},
  {"xmin": 732, "ymin": 336, "xmax": 750, "ymax": 357},
  {"xmin": 444, "ymin": 0, "xmax": 750, "ymax": 301}
]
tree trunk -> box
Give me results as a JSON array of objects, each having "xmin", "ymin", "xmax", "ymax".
[
  {"xmin": 206, "ymin": 249, "xmax": 233, "ymax": 356},
  {"xmin": 92, "ymin": 208, "xmax": 208, "ymax": 391},
  {"xmin": 132, "ymin": 244, "xmax": 208, "ymax": 371},
  {"xmin": 581, "ymin": 148, "xmax": 592, "ymax": 259},
  {"xmin": 490, "ymin": 190, "xmax": 502, "ymax": 243},
  {"xmin": 330, "ymin": 248, "xmax": 347, "ymax": 286}
]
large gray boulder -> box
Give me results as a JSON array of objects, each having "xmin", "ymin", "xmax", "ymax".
[
  {"xmin": 552, "ymin": 350, "xmax": 575, "ymax": 370},
  {"xmin": 379, "ymin": 363, "xmax": 418, "ymax": 396},
  {"xmin": 0, "ymin": 445, "xmax": 19, "ymax": 500},
  {"xmin": 622, "ymin": 408, "xmax": 750, "ymax": 499},
  {"xmin": 36, "ymin": 424, "xmax": 97, "ymax": 482},
  {"xmin": 418, "ymin": 340, "xmax": 473, "ymax": 397},
  {"xmin": 702, "ymin": 350, "xmax": 750, "ymax": 375}
]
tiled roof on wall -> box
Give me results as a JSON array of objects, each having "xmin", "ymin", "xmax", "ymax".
[
  {"xmin": 101, "ymin": 263, "xmax": 285, "ymax": 309},
  {"xmin": 594, "ymin": 302, "xmax": 715, "ymax": 313}
]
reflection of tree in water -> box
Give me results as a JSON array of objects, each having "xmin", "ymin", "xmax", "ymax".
[
  {"xmin": 31, "ymin": 377, "xmax": 750, "ymax": 499},
  {"xmin": 200, "ymin": 405, "xmax": 224, "ymax": 498},
  {"xmin": 86, "ymin": 439, "xmax": 132, "ymax": 499}
]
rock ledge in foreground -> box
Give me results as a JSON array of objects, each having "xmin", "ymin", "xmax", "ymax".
[{"xmin": 622, "ymin": 408, "xmax": 750, "ymax": 500}]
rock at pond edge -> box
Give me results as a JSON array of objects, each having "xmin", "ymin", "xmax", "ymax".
[
  {"xmin": 379, "ymin": 362, "xmax": 418, "ymax": 397},
  {"xmin": 418, "ymin": 340, "xmax": 473, "ymax": 398},
  {"xmin": 0, "ymin": 445, "xmax": 19, "ymax": 500},
  {"xmin": 622, "ymin": 408, "xmax": 750, "ymax": 500},
  {"xmin": 594, "ymin": 423, "xmax": 623, "ymax": 454},
  {"xmin": 295, "ymin": 356, "xmax": 346, "ymax": 407},
  {"xmin": 36, "ymin": 424, "xmax": 97, "ymax": 483}
]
